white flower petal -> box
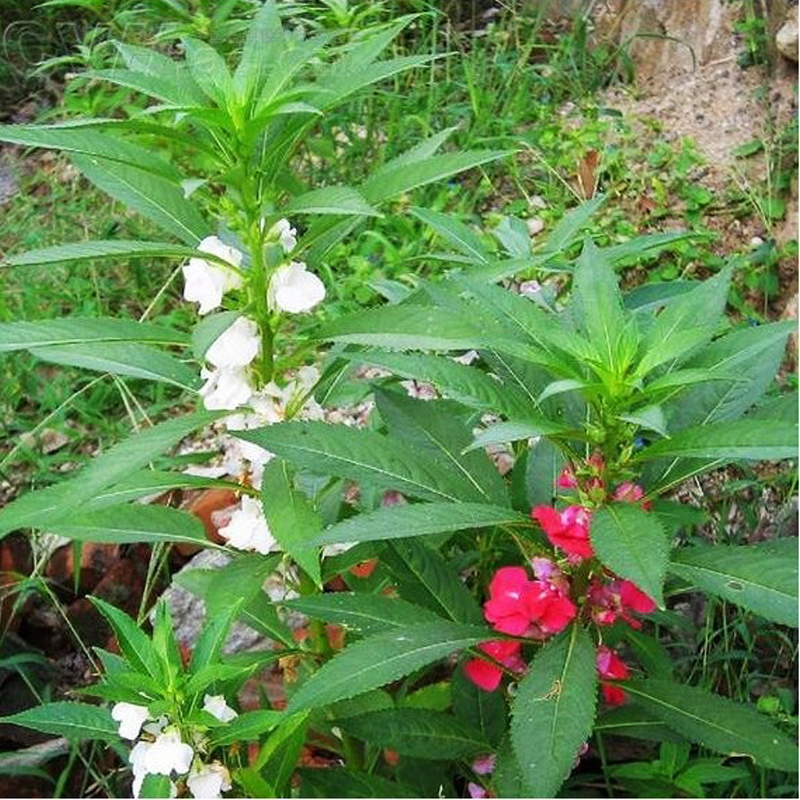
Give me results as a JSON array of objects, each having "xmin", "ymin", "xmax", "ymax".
[
  {"xmin": 202, "ymin": 694, "xmax": 238, "ymax": 723},
  {"xmin": 267, "ymin": 262, "xmax": 325, "ymax": 313},
  {"xmin": 199, "ymin": 366, "xmax": 254, "ymax": 411},
  {"xmin": 183, "ymin": 236, "xmax": 243, "ymax": 315},
  {"xmin": 188, "ymin": 763, "xmax": 232, "ymax": 799},
  {"xmin": 218, "ymin": 496, "xmax": 276, "ymax": 555},
  {"xmin": 112, "ymin": 702, "xmax": 150, "ymax": 740},
  {"xmin": 143, "ymin": 730, "xmax": 194, "ymax": 777},
  {"xmin": 206, "ymin": 316, "xmax": 261, "ymax": 369}
]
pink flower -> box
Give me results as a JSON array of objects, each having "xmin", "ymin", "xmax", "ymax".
[
  {"xmin": 557, "ymin": 467, "xmax": 578, "ymax": 489},
  {"xmin": 468, "ymin": 782, "xmax": 488, "ymax": 798},
  {"xmin": 483, "ymin": 567, "xmax": 576, "ymax": 638},
  {"xmin": 596, "ymin": 646, "xmax": 630, "ymax": 705},
  {"xmin": 531, "ymin": 505, "xmax": 594, "ymax": 560},
  {"xmin": 613, "ymin": 482, "xmax": 653, "ymax": 511},
  {"xmin": 464, "ymin": 640, "xmax": 524, "ymax": 692},
  {"xmin": 472, "ymin": 754, "xmax": 496, "ymax": 775}
]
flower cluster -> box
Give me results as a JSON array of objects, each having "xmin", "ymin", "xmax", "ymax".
[
  {"xmin": 111, "ymin": 695, "xmax": 237, "ymax": 798},
  {"xmin": 466, "ymin": 563, "xmax": 576, "ymax": 691},
  {"xmin": 587, "ymin": 576, "xmax": 656, "ymax": 628}
]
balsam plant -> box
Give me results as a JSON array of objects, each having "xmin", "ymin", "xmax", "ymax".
[{"xmin": 0, "ymin": 4, "xmax": 797, "ymax": 800}]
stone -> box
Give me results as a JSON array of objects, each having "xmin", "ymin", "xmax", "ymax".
[
  {"xmin": 776, "ymin": 7, "xmax": 798, "ymax": 62},
  {"xmin": 526, "ymin": 217, "xmax": 545, "ymax": 236}
]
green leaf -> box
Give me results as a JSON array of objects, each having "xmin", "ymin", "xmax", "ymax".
[
  {"xmin": 285, "ymin": 186, "xmax": 380, "ymax": 217},
  {"xmin": 0, "ymin": 317, "xmax": 188, "ymax": 351},
  {"xmin": 233, "ymin": 0, "xmax": 284, "ymax": 103},
  {"xmin": 410, "ymin": 207, "xmax": 490, "ymax": 263},
  {"xmin": 618, "ymin": 405, "xmax": 668, "ymax": 436},
  {"xmin": 210, "ymin": 709, "xmax": 283, "ymax": 746},
  {"xmin": 190, "ymin": 600, "xmax": 244, "ymax": 674},
  {"xmin": 283, "ymin": 593, "xmax": 440, "ymax": 635},
  {"xmin": 287, "ymin": 621, "xmax": 490, "ymax": 712},
  {"xmin": 313, "ymin": 502, "xmax": 528, "ymax": 546},
  {"xmin": 0, "ymin": 703, "xmax": 117, "ymax": 742},
  {"xmin": 603, "ymin": 231, "xmax": 701, "ymax": 265},
  {"xmin": 342, "ymin": 709, "xmax": 487, "ymax": 760},
  {"xmin": 510, "ymin": 625, "xmax": 597, "ymax": 797},
  {"xmin": 521, "ymin": 438, "xmax": 566, "ymax": 509},
  {"xmin": 385, "ymin": 538, "xmax": 483, "ymax": 624},
  {"xmin": 571, "ymin": 239, "xmax": 630, "ymax": 374},
  {"xmin": 595, "ymin": 705, "xmax": 683, "ymax": 742},
  {"xmin": 452, "ymin": 665, "xmax": 507, "ymax": 746},
  {"xmin": 0, "ymin": 411, "xmax": 220, "ymax": 539},
  {"xmin": 636, "ymin": 266, "xmax": 732, "ymax": 376},
  {"xmin": 260, "ymin": 460, "xmax": 321, "ymax": 587},
  {"xmin": 624, "ymin": 679, "xmax": 798, "ymax": 772},
  {"xmin": 71, "ymin": 154, "xmax": 208, "ymax": 245},
  {"xmin": 183, "ymin": 37, "xmax": 234, "ymax": 108},
  {"xmin": 140, "ymin": 774, "xmax": 173, "ymax": 798},
  {"xmin": 466, "ymin": 418, "xmax": 570, "ymax": 452},
  {"xmin": 375, "ymin": 390, "xmax": 507, "ymax": 505},
  {"xmin": 362, "ymin": 151, "xmax": 510, "ymax": 204},
  {"xmin": 256, "ymin": 711, "xmax": 309, "ymax": 794},
  {"xmin": 30, "ymin": 342, "xmax": 200, "ymax": 389},
  {"xmin": 669, "ymin": 538, "xmax": 798, "ymax": 627},
  {"xmin": 0, "ymin": 240, "xmax": 222, "ymax": 270},
  {"xmin": 0, "ymin": 125, "xmax": 181, "ymax": 181},
  {"xmin": 236, "ymin": 421, "xmax": 479, "ymax": 503},
  {"xmin": 634, "ymin": 420, "xmax": 798, "ymax": 462},
  {"xmin": 665, "ymin": 321, "xmax": 795, "ymax": 430},
  {"xmin": 91, "ymin": 597, "xmax": 160, "ymax": 679},
  {"xmin": 345, "ymin": 351, "xmax": 531, "ymax": 419},
  {"xmin": 297, "ymin": 768, "xmax": 417, "ymax": 798},
  {"xmin": 591, "ymin": 504, "xmax": 668, "ymax": 606},
  {"xmin": 46, "ymin": 505, "xmax": 209, "ymax": 546},
  {"xmin": 540, "ymin": 195, "xmax": 605, "ymax": 254}
]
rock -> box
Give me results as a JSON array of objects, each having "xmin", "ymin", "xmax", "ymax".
[
  {"xmin": 0, "ymin": 163, "xmax": 16, "ymax": 206},
  {"xmin": 526, "ymin": 217, "xmax": 545, "ymax": 236},
  {"xmin": 776, "ymin": 7, "xmax": 798, "ymax": 62}
]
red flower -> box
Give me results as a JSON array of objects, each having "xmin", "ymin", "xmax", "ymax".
[
  {"xmin": 531, "ymin": 505, "xmax": 594, "ymax": 560},
  {"xmin": 596, "ymin": 645, "xmax": 630, "ymax": 705},
  {"xmin": 619, "ymin": 580, "xmax": 657, "ymax": 614},
  {"xmin": 483, "ymin": 566, "xmax": 576, "ymax": 637},
  {"xmin": 557, "ymin": 467, "xmax": 578, "ymax": 489},
  {"xmin": 464, "ymin": 640, "xmax": 524, "ymax": 692},
  {"xmin": 483, "ymin": 567, "xmax": 533, "ymax": 636}
]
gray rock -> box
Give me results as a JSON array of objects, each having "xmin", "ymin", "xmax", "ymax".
[
  {"xmin": 0, "ymin": 164, "xmax": 17, "ymax": 206},
  {"xmin": 776, "ymin": 7, "xmax": 798, "ymax": 62}
]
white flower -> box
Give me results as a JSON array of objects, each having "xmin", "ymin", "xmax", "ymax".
[
  {"xmin": 183, "ymin": 235, "xmax": 243, "ymax": 315},
  {"xmin": 267, "ymin": 261, "xmax": 325, "ymax": 314},
  {"xmin": 130, "ymin": 740, "xmax": 152, "ymax": 798},
  {"xmin": 143, "ymin": 729, "xmax": 194, "ymax": 777},
  {"xmin": 112, "ymin": 702, "xmax": 150, "ymax": 740},
  {"xmin": 270, "ymin": 218, "xmax": 297, "ymax": 254},
  {"xmin": 218, "ymin": 496, "xmax": 276, "ymax": 555},
  {"xmin": 206, "ymin": 316, "xmax": 260, "ymax": 369},
  {"xmin": 202, "ymin": 694, "xmax": 238, "ymax": 723},
  {"xmin": 199, "ymin": 367, "xmax": 253, "ymax": 411},
  {"xmin": 187, "ymin": 762, "xmax": 232, "ymax": 799}
]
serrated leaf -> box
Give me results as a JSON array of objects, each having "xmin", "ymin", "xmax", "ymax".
[
  {"xmin": 540, "ymin": 196, "xmax": 605, "ymax": 253},
  {"xmin": 260, "ymin": 460, "xmax": 321, "ymax": 587},
  {"xmin": 140, "ymin": 774, "xmax": 172, "ymax": 798},
  {"xmin": 313, "ymin": 502, "xmax": 528, "ymax": 546},
  {"xmin": 669, "ymin": 538, "xmax": 798, "ymax": 626},
  {"xmin": 387, "ymin": 538, "xmax": 483, "ymax": 624},
  {"xmin": 510, "ymin": 625, "xmax": 597, "ymax": 797},
  {"xmin": 209, "ymin": 709, "xmax": 283, "ymax": 746},
  {"xmin": 452, "ymin": 665, "xmax": 507, "ymax": 746},
  {"xmin": 0, "ymin": 317, "xmax": 188, "ymax": 351},
  {"xmin": 183, "ymin": 37, "xmax": 234, "ymax": 108},
  {"xmin": 91, "ymin": 597, "xmax": 160, "ymax": 679},
  {"xmin": 342, "ymin": 709, "xmax": 487, "ymax": 759},
  {"xmin": 71, "ymin": 154, "xmax": 207, "ymax": 245},
  {"xmin": 190, "ymin": 600, "xmax": 244, "ymax": 673},
  {"xmin": 283, "ymin": 593, "xmax": 440, "ymax": 635},
  {"xmin": 0, "ymin": 703, "xmax": 117, "ymax": 742},
  {"xmin": 31, "ymin": 342, "xmax": 199, "ymax": 389},
  {"xmin": 0, "ymin": 240, "xmax": 221, "ymax": 270},
  {"xmin": 285, "ymin": 186, "xmax": 380, "ymax": 217},
  {"xmin": 236, "ymin": 421, "xmax": 479, "ymax": 503},
  {"xmin": 287, "ymin": 621, "xmax": 490, "ymax": 712},
  {"xmin": 466, "ymin": 418, "xmax": 570, "ymax": 452},
  {"xmin": 634, "ymin": 420, "xmax": 797, "ymax": 462},
  {"xmin": 46, "ymin": 505, "xmax": 209, "ymax": 546},
  {"xmin": 624, "ymin": 679, "xmax": 798, "ymax": 771},
  {"xmin": 0, "ymin": 411, "xmax": 220, "ymax": 539},
  {"xmin": 410, "ymin": 207, "xmax": 490, "ymax": 263},
  {"xmin": 591, "ymin": 504, "xmax": 668, "ymax": 606}
]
